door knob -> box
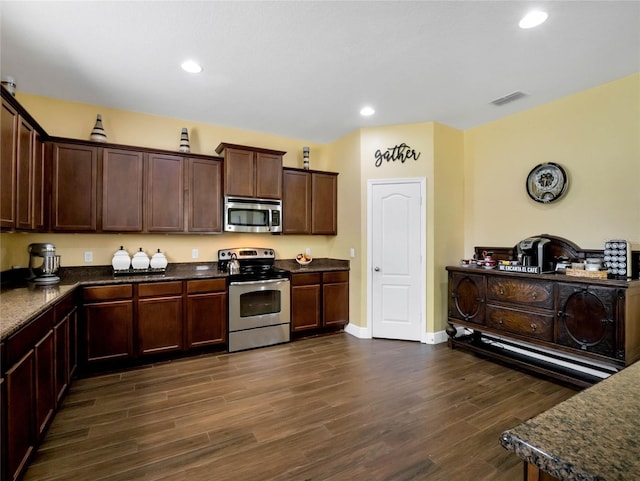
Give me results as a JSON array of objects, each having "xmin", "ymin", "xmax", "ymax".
[{"xmin": 374, "ymin": 267, "xmax": 380, "ymax": 271}]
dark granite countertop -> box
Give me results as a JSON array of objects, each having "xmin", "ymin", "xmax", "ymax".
[
  {"xmin": 0, "ymin": 258, "xmax": 349, "ymax": 340},
  {"xmin": 500, "ymin": 360, "xmax": 640, "ymax": 481}
]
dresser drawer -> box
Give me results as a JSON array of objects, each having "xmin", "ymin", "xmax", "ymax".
[
  {"xmin": 487, "ymin": 277, "xmax": 553, "ymax": 309},
  {"xmin": 486, "ymin": 305, "xmax": 553, "ymax": 341}
]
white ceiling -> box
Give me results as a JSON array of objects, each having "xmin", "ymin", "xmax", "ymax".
[{"xmin": 1, "ymin": 1, "xmax": 639, "ymax": 144}]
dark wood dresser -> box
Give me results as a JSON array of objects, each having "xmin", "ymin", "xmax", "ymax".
[{"xmin": 446, "ymin": 266, "xmax": 640, "ymax": 387}]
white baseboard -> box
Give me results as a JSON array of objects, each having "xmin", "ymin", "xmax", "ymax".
[
  {"xmin": 345, "ymin": 324, "xmax": 450, "ymax": 344},
  {"xmin": 424, "ymin": 330, "xmax": 449, "ymax": 344},
  {"xmin": 344, "ymin": 323, "xmax": 371, "ymax": 339}
]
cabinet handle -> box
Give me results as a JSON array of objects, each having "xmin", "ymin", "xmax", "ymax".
[
  {"xmin": 498, "ymin": 318, "xmax": 504, "ymax": 324},
  {"xmin": 530, "ymin": 323, "xmax": 537, "ymax": 331},
  {"xmin": 499, "ymin": 287, "xmax": 505, "ymax": 295},
  {"xmin": 532, "ymin": 292, "xmax": 537, "ymax": 300},
  {"xmin": 601, "ymin": 318, "xmax": 614, "ymax": 325}
]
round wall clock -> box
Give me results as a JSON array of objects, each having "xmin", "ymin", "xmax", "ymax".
[{"xmin": 526, "ymin": 162, "xmax": 568, "ymax": 203}]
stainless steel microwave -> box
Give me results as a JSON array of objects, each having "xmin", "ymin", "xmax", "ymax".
[{"xmin": 224, "ymin": 197, "xmax": 282, "ymax": 233}]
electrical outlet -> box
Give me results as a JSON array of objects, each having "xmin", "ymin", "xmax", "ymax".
[
  {"xmin": 84, "ymin": 251, "xmax": 93, "ymax": 263},
  {"xmin": 305, "ymin": 247, "xmax": 311, "ymax": 256},
  {"xmin": 350, "ymin": 247, "xmax": 355, "ymax": 258},
  {"xmin": 192, "ymin": 249, "xmax": 199, "ymax": 259}
]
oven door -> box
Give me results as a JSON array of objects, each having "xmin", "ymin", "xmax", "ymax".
[{"xmin": 229, "ymin": 278, "xmax": 291, "ymax": 331}]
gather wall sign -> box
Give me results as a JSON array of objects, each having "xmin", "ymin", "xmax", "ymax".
[{"xmin": 374, "ymin": 143, "xmax": 421, "ymax": 167}]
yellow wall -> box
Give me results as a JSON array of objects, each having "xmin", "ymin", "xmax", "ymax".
[
  {"xmin": 464, "ymin": 73, "xmax": 640, "ymax": 253},
  {"xmin": 2, "ymin": 72, "xmax": 638, "ymax": 340}
]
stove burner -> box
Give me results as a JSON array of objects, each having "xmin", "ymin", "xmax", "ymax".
[{"xmin": 218, "ymin": 247, "xmax": 289, "ymax": 282}]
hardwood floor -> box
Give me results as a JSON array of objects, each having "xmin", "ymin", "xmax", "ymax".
[{"xmin": 23, "ymin": 334, "xmax": 577, "ymax": 481}]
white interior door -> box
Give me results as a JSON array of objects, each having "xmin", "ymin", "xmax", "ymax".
[{"xmin": 370, "ymin": 180, "xmax": 424, "ymax": 341}]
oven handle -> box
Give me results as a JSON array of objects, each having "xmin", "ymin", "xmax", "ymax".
[{"xmin": 230, "ymin": 278, "xmax": 289, "ymax": 287}]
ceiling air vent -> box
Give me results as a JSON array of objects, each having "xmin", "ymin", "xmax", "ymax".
[{"xmin": 490, "ymin": 91, "xmax": 527, "ymax": 106}]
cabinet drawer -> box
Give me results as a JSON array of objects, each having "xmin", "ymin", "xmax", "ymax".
[
  {"xmin": 54, "ymin": 291, "xmax": 76, "ymax": 318},
  {"xmin": 83, "ymin": 284, "xmax": 132, "ymax": 302},
  {"xmin": 486, "ymin": 305, "xmax": 553, "ymax": 341},
  {"xmin": 487, "ymin": 277, "xmax": 553, "ymax": 309},
  {"xmin": 6, "ymin": 309, "xmax": 54, "ymax": 367},
  {"xmin": 322, "ymin": 271, "xmax": 349, "ymax": 284},
  {"xmin": 138, "ymin": 281, "xmax": 183, "ymax": 297},
  {"xmin": 291, "ymin": 273, "xmax": 321, "ymax": 286},
  {"xmin": 186, "ymin": 278, "xmax": 226, "ymax": 294}
]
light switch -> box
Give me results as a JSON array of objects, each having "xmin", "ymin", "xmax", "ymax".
[{"xmin": 84, "ymin": 251, "xmax": 93, "ymax": 263}]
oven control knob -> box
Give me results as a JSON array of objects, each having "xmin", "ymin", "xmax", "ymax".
[{"xmin": 221, "ymin": 252, "xmax": 226, "ymax": 257}]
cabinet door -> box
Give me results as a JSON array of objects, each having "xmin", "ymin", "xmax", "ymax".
[
  {"xmin": 51, "ymin": 143, "xmax": 98, "ymax": 231},
  {"xmin": 1, "ymin": 99, "xmax": 17, "ymax": 229},
  {"xmin": 16, "ymin": 116, "xmax": 34, "ymax": 229},
  {"xmin": 255, "ymin": 152, "xmax": 282, "ymax": 199},
  {"xmin": 448, "ymin": 272, "xmax": 485, "ymax": 325},
  {"xmin": 54, "ymin": 316, "xmax": 69, "ymax": 405},
  {"xmin": 291, "ymin": 285, "xmax": 321, "ymax": 331},
  {"xmin": 186, "ymin": 292, "xmax": 227, "ymax": 348},
  {"xmin": 145, "ymin": 153, "xmax": 184, "ymax": 232},
  {"xmin": 556, "ymin": 284, "xmax": 619, "ymax": 359},
  {"xmin": 323, "ymin": 271, "xmax": 349, "ymax": 327},
  {"xmin": 282, "ymin": 169, "xmax": 311, "ymax": 234},
  {"xmin": 102, "ymin": 148, "xmax": 143, "ymax": 231},
  {"xmin": 68, "ymin": 308, "xmax": 78, "ymax": 379},
  {"xmin": 32, "ymin": 130, "xmax": 45, "ymax": 230},
  {"xmin": 6, "ymin": 350, "xmax": 35, "ymax": 481},
  {"xmin": 84, "ymin": 300, "xmax": 133, "ymax": 363},
  {"xmin": 137, "ymin": 296, "xmax": 183, "ymax": 355},
  {"xmin": 311, "ymin": 173, "xmax": 337, "ymax": 235},
  {"xmin": 34, "ymin": 330, "xmax": 54, "ymax": 441},
  {"xmin": 187, "ymin": 158, "xmax": 222, "ymax": 232},
  {"xmin": 224, "ymin": 148, "xmax": 255, "ymax": 197}
]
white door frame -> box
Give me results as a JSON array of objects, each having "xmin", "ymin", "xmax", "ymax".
[{"xmin": 366, "ymin": 177, "xmax": 427, "ymax": 342}]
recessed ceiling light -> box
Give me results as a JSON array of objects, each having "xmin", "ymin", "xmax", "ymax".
[
  {"xmin": 360, "ymin": 106, "xmax": 375, "ymax": 116},
  {"xmin": 519, "ymin": 10, "xmax": 548, "ymax": 29},
  {"xmin": 181, "ymin": 60, "xmax": 203, "ymax": 73}
]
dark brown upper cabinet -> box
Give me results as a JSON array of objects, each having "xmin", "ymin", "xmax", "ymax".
[
  {"xmin": 282, "ymin": 168, "xmax": 338, "ymax": 235},
  {"xmin": 216, "ymin": 143, "xmax": 285, "ymax": 199},
  {"xmin": 1, "ymin": 93, "xmax": 46, "ymax": 231},
  {"xmin": 51, "ymin": 142, "xmax": 98, "ymax": 232},
  {"xmin": 186, "ymin": 157, "xmax": 223, "ymax": 233},
  {"xmin": 144, "ymin": 153, "xmax": 184, "ymax": 232},
  {"xmin": 101, "ymin": 148, "xmax": 144, "ymax": 232}
]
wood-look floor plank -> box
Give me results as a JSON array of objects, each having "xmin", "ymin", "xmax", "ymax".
[{"xmin": 24, "ymin": 333, "xmax": 577, "ymax": 481}]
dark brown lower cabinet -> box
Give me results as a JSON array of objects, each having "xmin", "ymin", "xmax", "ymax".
[
  {"xmin": 53, "ymin": 316, "xmax": 69, "ymax": 405},
  {"xmin": 6, "ymin": 349, "xmax": 35, "ymax": 481},
  {"xmin": 34, "ymin": 330, "xmax": 55, "ymax": 440},
  {"xmin": 137, "ymin": 282, "xmax": 183, "ymax": 356},
  {"xmin": 291, "ymin": 273, "xmax": 322, "ymax": 331},
  {"xmin": 186, "ymin": 279, "xmax": 227, "ymax": 348},
  {"xmin": 323, "ymin": 271, "xmax": 349, "ymax": 326},
  {"xmin": 291, "ymin": 270, "xmax": 349, "ymax": 334},
  {"xmin": 83, "ymin": 284, "xmax": 134, "ymax": 364}
]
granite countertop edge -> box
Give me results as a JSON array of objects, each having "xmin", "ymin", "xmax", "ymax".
[
  {"xmin": 1, "ymin": 259, "xmax": 349, "ymax": 341},
  {"xmin": 499, "ymin": 360, "xmax": 640, "ymax": 481}
]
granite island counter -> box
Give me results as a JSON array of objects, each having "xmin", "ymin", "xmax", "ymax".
[{"xmin": 500, "ymin": 359, "xmax": 640, "ymax": 481}]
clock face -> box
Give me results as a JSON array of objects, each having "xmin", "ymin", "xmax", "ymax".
[{"xmin": 526, "ymin": 162, "xmax": 568, "ymax": 203}]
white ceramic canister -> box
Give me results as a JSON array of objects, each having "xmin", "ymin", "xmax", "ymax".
[
  {"xmin": 112, "ymin": 246, "xmax": 131, "ymax": 270},
  {"xmin": 150, "ymin": 249, "xmax": 168, "ymax": 269},
  {"xmin": 131, "ymin": 248, "xmax": 150, "ymax": 269}
]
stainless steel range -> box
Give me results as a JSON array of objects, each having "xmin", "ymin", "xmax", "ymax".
[{"xmin": 218, "ymin": 247, "xmax": 290, "ymax": 353}]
